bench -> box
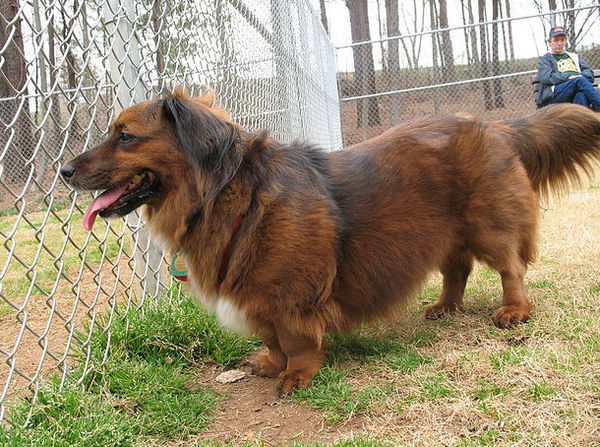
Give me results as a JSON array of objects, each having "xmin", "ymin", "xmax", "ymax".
[{"xmin": 532, "ymin": 68, "xmax": 600, "ymax": 94}]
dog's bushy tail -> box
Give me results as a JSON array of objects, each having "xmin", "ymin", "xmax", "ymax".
[{"xmin": 505, "ymin": 103, "xmax": 600, "ymax": 199}]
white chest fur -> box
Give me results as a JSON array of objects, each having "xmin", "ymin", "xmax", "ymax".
[{"xmin": 188, "ymin": 279, "xmax": 253, "ymax": 338}]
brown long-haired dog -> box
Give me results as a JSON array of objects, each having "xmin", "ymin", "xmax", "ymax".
[{"xmin": 61, "ymin": 90, "xmax": 600, "ymax": 395}]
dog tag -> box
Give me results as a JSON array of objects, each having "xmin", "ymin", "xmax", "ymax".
[{"xmin": 169, "ymin": 254, "xmax": 188, "ymax": 282}]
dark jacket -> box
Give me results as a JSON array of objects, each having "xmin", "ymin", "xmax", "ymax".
[{"xmin": 536, "ymin": 51, "xmax": 595, "ymax": 108}]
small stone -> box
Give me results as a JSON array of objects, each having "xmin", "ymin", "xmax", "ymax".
[{"xmin": 215, "ymin": 369, "xmax": 246, "ymax": 384}]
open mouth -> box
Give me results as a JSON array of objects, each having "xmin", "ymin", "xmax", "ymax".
[{"xmin": 83, "ymin": 171, "xmax": 159, "ymax": 231}]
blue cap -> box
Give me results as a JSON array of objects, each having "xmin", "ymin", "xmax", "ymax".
[{"xmin": 549, "ymin": 26, "xmax": 566, "ymax": 39}]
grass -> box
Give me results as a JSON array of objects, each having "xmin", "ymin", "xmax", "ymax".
[
  {"xmin": 0, "ymin": 203, "xmax": 132, "ymax": 300},
  {"xmin": 292, "ymin": 366, "xmax": 391, "ymax": 424},
  {"xmin": 0, "ymin": 294, "xmax": 258, "ymax": 447},
  {"xmin": 82, "ymin": 296, "xmax": 260, "ymax": 370}
]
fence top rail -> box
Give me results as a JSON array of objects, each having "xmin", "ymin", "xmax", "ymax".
[
  {"xmin": 339, "ymin": 70, "xmax": 538, "ymax": 103},
  {"xmin": 334, "ymin": 4, "xmax": 600, "ymax": 51}
]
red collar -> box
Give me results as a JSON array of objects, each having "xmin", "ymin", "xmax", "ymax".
[{"xmin": 215, "ymin": 214, "xmax": 244, "ymax": 291}]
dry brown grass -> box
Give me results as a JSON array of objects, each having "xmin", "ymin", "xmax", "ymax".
[{"xmin": 352, "ymin": 173, "xmax": 600, "ymax": 446}]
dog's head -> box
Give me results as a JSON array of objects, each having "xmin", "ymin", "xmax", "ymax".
[{"xmin": 61, "ymin": 89, "xmax": 241, "ymax": 231}]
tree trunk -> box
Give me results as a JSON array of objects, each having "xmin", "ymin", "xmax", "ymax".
[
  {"xmin": 376, "ymin": 0, "xmax": 386, "ymax": 71},
  {"xmin": 45, "ymin": 10, "xmax": 63, "ymax": 181},
  {"xmin": 346, "ymin": 0, "xmax": 381, "ymax": 127},
  {"xmin": 429, "ymin": 0, "xmax": 441, "ymax": 112},
  {"xmin": 385, "ymin": 0, "xmax": 401, "ymax": 125},
  {"xmin": 504, "ymin": 0, "xmax": 514, "ymax": 61},
  {"xmin": 548, "ymin": 0, "xmax": 557, "ymax": 27},
  {"xmin": 491, "ymin": 0, "xmax": 505, "ymax": 108},
  {"xmin": 478, "ymin": 0, "xmax": 493, "ymax": 110},
  {"xmin": 437, "ymin": 0, "xmax": 455, "ymax": 82},
  {"xmin": 467, "ymin": 0, "xmax": 479, "ymax": 65},
  {"xmin": 406, "ymin": 0, "xmax": 425, "ymax": 70},
  {"xmin": 319, "ymin": 0, "xmax": 329, "ymax": 35},
  {"xmin": 563, "ymin": 0, "xmax": 576, "ymax": 50},
  {"xmin": 0, "ymin": 0, "xmax": 34, "ymax": 183},
  {"xmin": 152, "ymin": 0, "xmax": 166, "ymax": 93},
  {"xmin": 460, "ymin": 0, "xmax": 472, "ymax": 66}
]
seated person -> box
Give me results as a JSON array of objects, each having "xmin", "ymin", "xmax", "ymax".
[{"xmin": 536, "ymin": 26, "xmax": 600, "ymax": 110}]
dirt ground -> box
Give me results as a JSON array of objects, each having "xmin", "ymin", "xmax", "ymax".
[{"xmin": 192, "ymin": 363, "xmax": 369, "ymax": 446}]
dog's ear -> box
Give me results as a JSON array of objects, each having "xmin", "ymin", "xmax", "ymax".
[{"xmin": 161, "ymin": 94, "xmax": 242, "ymax": 195}]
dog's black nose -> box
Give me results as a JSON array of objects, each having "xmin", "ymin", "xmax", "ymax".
[{"xmin": 60, "ymin": 163, "xmax": 75, "ymax": 179}]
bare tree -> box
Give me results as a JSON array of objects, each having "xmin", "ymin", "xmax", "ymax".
[
  {"xmin": 152, "ymin": 0, "xmax": 166, "ymax": 91},
  {"xmin": 385, "ymin": 0, "xmax": 401, "ymax": 125},
  {"xmin": 478, "ymin": 0, "xmax": 493, "ymax": 110},
  {"xmin": 429, "ymin": 0, "xmax": 441, "ymax": 112},
  {"xmin": 491, "ymin": 0, "xmax": 505, "ymax": 108},
  {"xmin": 460, "ymin": 0, "xmax": 480, "ymax": 78},
  {"xmin": 400, "ymin": 0, "xmax": 426, "ymax": 70},
  {"xmin": 437, "ymin": 0, "xmax": 456, "ymax": 82},
  {"xmin": 346, "ymin": 0, "xmax": 381, "ymax": 127},
  {"xmin": 533, "ymin": 0, "xmax": 597, "ymax": 50},
  {"xmin": 375, "ymin": 0, "xmax": 387, "ymax": 71},
  {"xmin": 319, "ymin": 0, "xmax": 329, "ymax": 36},
  {"xmin": 0, "ymin": 0, "xmax": 34, "ymax": 183},
  {"xmin": 31, "ymin": 0, "xmax": 63, "ymax": 181},
  {"xmin": 504, "ymin": 0, "xmax": 515, "ymax": 61},
  {"xmin": 460, "ymin": 0, "xmax": 472, "ymax": 66}
]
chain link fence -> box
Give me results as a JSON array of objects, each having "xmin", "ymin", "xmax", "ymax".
[
  {"xmin": 3, "ymin": 0, "xmax": 600, "ymax": 429},
  {"xmin": 0, "ymin": 0, "xmax": 340, "ymax": 424},
  {"xmin": 336, "ymin": 4, "xmax": 600, "ymax": 145}
]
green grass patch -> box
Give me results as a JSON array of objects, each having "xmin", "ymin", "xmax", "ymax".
[
  {"xmin": 292, "ymin": 366, "xmax": 387, "ymax": 424},
  {"xmin": 528, "ymin": 380, "xmax": 556, "ymax": 402},
  {"xmin": 326, "ymin": 331, "xmax": 405, "ymax": 362},
  {"xmin": 0, "ymin": 381, "xmax": 142, "ymax": 447},
  {"xmin": 384, "ymin": 346, "xmax": 431, "ymax": 372},
  {"xmin": 82, "ymin": 295, "xmax": 259, "ymax": 370},
  {"xmin": 1, "ymin": 206, "xmax": 133, "ymax": 299},
  {"xmin": 528, "ymin": 279, "xmax": 559, "ymax": 293},
  {"xmin": 1, "ymin": 363, "xmax": 215, "ymax": 447},
  {"xmin": 1, "ymin": 293, "xmax": 258, "ymax": 446},
  {"xmin": 326, "ymin": 331, "xmax": 430, "ymax": 369},
  {"xmin": 407, "ymin": 329, "xmax": 439, "ymax": 347},
  {"xmin": 295, "ymin": 439, "xmax": 394, "ymax": 447},
  {"xmin": 419, "ymin": 374, "xmax": 455, "ymax": 400},
  {"xmin": 472, "ymin": 379, "xmax": 504, "ymax": 401},
  {"xmin": 489, "ymin": 346, "xmax": 529, "ymax": 372}
]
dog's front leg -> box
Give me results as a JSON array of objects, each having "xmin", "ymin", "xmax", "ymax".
[
  {"xmin": 252, "ymin": 324, "xmax": 287, "ymax": 378},
  {"xmin": 274, "ymin": 323, "xmax": 325, "ymax": 396}
]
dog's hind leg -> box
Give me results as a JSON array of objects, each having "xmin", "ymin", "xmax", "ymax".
[
  {"xmin": 491, "ymin": 260, "xmax": 531, "ymax": 328},
  {"xmin": 475, "ymin": 236, "xmax": 533, "ymax": 328},
  {"xmin": 424, "ymin": 250, "xmax": 473, "ymax": 319},
  {"xmin": 274, "ymin": 323, "xmax": 326, "ymax": 396}
]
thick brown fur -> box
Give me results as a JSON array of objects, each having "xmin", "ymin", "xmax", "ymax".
[{"xmin": 62, "ymin": 92, "xmax": 600, "ymax": 395}]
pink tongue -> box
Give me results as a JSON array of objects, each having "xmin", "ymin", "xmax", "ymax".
[{"xmin": 83, "ymin": 183, "xmax": 129, "ymax": 231}]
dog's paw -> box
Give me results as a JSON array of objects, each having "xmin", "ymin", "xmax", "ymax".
[
  {"xmin": 276, "ymin": 369, "xmax": 313, "ymax": 397},
  {"xmin": 251, "ymin": 350, "xmax": 286, "ymax": 378},
  {"xmin": 423, "ymin": 302, "xmax": 462, "ymax": 320},
  {"xmin": 491, "ymin": 306, "xmax": 530, "ymax": 328}
]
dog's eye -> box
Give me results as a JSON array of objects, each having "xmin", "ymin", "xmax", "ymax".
[{"xmin": 119, "ymin": 132, "xmax": 135, "ymax": 144}]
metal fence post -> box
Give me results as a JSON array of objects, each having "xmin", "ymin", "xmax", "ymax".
[{"xmin": 103, "ymin": 0, "xmax": 165, "ymax": 301}]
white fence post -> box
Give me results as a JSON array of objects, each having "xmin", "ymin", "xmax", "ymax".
[{"xmin": 103, "ymin": 0, "xmax": 165, "ymax": 301}]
